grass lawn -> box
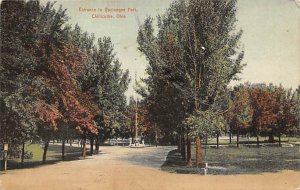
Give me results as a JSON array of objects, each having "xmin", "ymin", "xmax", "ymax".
[
  {"xmin": 3, "ymin": 143, "xmax": 90, "ymax": 170},
  {"xmin": 161, "ymin": 144, "xmax": 300, "ymax": 175},
  {"xmin": 205, "ymin": 136, "xmax": 300, "ymax": 145}
]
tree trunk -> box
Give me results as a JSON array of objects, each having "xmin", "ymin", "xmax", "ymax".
[
  {"xmin": 42, "ymin": 140, "xmax": 49, "ymax": 164},
  {"xmin": 62, "ymin": 139, "xmax": 65, "ymax": 161},
  {"xmin": 83, "ymin": 136, "xmax": 86, "ymax": 159},
  {"xmin": 229, "ymin": 129, "xmax": 232, "ymax": 144},
  {"xmin": 278, "ymin": 132, "xmax": 281, "ymax": 147},
  {"xmin": 95, "ymin": 138, "xmax": 100, "ymax": 154},
  {"xmin": 177, "ymin": 134, "xmax": 181, "ymax": 152},
  {"xmin": 195, "ymin": 135, "xmax": 201, "ymax": 167},
  {"xmin": 217, "ymin": 133, "xmax": 219, "ymax": 149},
  {"xmin": 181, "ymin": 135, "xmax": 186, "ymax": 159},
  {"xmin": 256, "ymin": 136, "xmax": 259, "ymax": 147},
  {"xmin": 90, "ymin": 137, "xmax": 94, "ymax": 155},
  {"xmin": 186, "ymin": 137, "xmax": 192, "ymax": 167},
  {"xmin": 21, "ymin": 142, "xmax": 25, "ymax": 166},
  {"xmin": 205, "ymin": 135, "xmax": 208, "ymax": 145},
  {"xmin": 237, "ymin": 131, "xmax": 240, "ymax": 148},
  {"xmin": 69, "ymin": 139, "xmax": 72, "ymax": 147}
]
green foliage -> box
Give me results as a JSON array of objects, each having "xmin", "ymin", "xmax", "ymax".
[
  {"xmin": 292, "ymin": 86, "xmax": 300, "ymax": 135},
  {"xmin": 0, "ymin": 0, "xmax": 43, "ymax": 145},
  {"xmin": 1, "ymin": 0, "xmax": 129, "ymax": 155},
  {"xmin": 137, "ymin": 0, "xmax": 244, "ymax": 138},
  {"xmin": 184, "ymin": 110, "xmax": 226, "ymax": 138},
  {"xmin": 77, "ymin": 34, "xmax": 130, "ymax": 140}
]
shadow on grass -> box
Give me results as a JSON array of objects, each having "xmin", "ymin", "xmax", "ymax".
[
  {"xmin": 161, "ymin": 150, "xmax": 200, "ymax": 174},
  {"xmin": 161, "ymin": 145, "xmax": 300, "ymax": 175},
  {"xmin": 3, "ymin": 144, "xmax": 93, "ymax": 171}
]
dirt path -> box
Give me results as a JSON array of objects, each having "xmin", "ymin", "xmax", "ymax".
[{"xmin": 0, "ymin": 146, "xmax": 299, "ymax": 190}]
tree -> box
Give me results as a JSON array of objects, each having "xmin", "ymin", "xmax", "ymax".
[
  {"xmin": 226, "ymin": 86, "xmax": 253, "ymax": 147},
  {"xmin": 249, "ymin": 84, "xmax": 283, "ymax": 144},
  {"xmin": 34, "ymin": 22, "xmax": 98, "ymax": 161},
  {"xmin": 248, "ymin": 84, "xmax": 277, "ymax": 144},
  {"xmin": 75, "ymin": 33, "xmax": 130, "ymax": 150},
  {"xmin": 292, "ymin": 86, "xmax": 300, "ymax": 136},
  {"xmin": 184, "ymin": 110, "xmax": 213, "ymax": 166},
  {"xmin": 0, "ymin": 1, "xmax": 46, "ymax": 161},
  {"xmin": 270, "ymin": 86, "xmax": 296, "ymax": 146},
  {"xmin": 137, "ymin": 0, "xmax": 244, "ymax": 165}
]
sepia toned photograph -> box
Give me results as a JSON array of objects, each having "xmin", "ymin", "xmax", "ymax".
[{"xmin": 0, "ymin": 0, "xmax": 299, "ymax": 189}]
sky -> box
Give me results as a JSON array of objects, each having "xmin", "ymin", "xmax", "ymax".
[{"xmin": 44, "ymin": 0, "xmax": 300, "ymax": 98}]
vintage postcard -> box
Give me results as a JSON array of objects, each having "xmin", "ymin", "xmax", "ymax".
[{"xmin": 0, "ymin": 0, "xmax": 299, "ymax": 190}]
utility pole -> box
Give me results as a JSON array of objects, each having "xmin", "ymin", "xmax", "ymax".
[{"xmin": 135, "ymin": 100, "xmax": 138, "ymax": 140}]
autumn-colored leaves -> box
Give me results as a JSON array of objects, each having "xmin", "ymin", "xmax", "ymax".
[
  {"xmin": 34, "ymin": 34, "xmax": 97, "ymax": 135},
  {"xmin": 1, "ymin": 1, "xmax": 97, "ymax": 150},
  {"xmin": 227, "ymin": 84, "xmax": 298, "ymax": 146}
]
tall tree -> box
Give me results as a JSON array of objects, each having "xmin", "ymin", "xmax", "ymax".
[
  {"xmin": 78, "ymin": 35, "xmax": 130, "ymax": 149},
  {"xmin": 137, "ymin": 0, "xmax": 244, "ymax": 165},
  {"xmin": 0, "ymin": 1, "xmax": 46, "ymax": 159}
]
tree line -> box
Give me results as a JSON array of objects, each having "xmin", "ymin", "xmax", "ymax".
[
  {"xmin": 226, "ymin": 83, "xmax": 299, "ymax": 147},
  {"xmin": 0, "ymin": 0, "xmax": 130, "ymax": 165}
]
